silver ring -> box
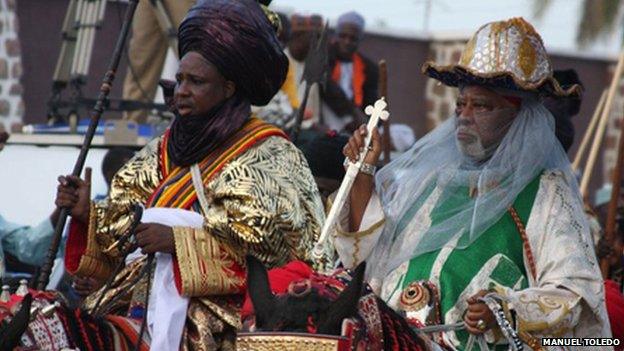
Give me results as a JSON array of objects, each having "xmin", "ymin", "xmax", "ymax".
[
  {"xmin": 366, "ymin": 145, "xmax": 373, "ymax": 151},
  {"xmin": 476, "ymin": 319, "xmax": 486, "ymax": 331}
]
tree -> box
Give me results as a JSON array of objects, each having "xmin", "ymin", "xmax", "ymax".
[{"xmin": 534, "ymin": 0, "xmax": 623, "ymax": 46}]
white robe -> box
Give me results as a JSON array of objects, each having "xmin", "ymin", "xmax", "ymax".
[{"xmin": 332, "ymin": 170, "xmax": 612, "ymax": 349}]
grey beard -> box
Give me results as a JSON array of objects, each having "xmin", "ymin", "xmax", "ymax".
[{"xmin": 457, "ymin": 137, "xmax": 487, "ymax": 161}]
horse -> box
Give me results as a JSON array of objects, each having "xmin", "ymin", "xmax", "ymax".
[
  {"xmin": 1, "ymin": 255, "xmax": 432, "ymax": 351},
  {"xmin": 0, "ymin": 289, "xmax": 148, "ymax": 351},
  {"xmin": 242, "ymin": 255, "xmax": 429, "ymax": 351}
]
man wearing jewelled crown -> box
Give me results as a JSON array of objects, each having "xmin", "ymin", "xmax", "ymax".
[{"xmin": 336, "ymin": 17, "xmax": 611, "ymax": 349}]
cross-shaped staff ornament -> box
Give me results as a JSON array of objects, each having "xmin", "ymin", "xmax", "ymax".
[{"xmin": 313, "ymin": 97, "xmax": 390, "ymax": 263}]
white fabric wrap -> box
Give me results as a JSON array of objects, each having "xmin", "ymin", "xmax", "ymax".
[
  {"xmin": 332, "ymin": 192, "xmax": 384, "ymax": 269},
  {"xmin": 141, "ymin": 207, "xmax": 204, "ymax": 351},
  {"xmin": 332, "ymin": 171, "xmax": 611, "ymax": 346}
]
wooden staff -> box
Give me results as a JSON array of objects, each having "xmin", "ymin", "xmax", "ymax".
[
  {"xmin": 602, "ymin": 51, "xmax": 624, "ymax": 278},
  {"xmin": 579, "ymin": 106, "xmax": 610, "ymax": 199},
  {"xmin": 379, "ymin": 60, "xmax": 392, "ymax": 165},
  {"xmin": 572, "ymin": 89, "xmax": 607, "ymax": 171},
  {"xmin": 35, "ymin": 0, "xmax": 140, "ymax": 290},
  {"xmin": 579, "ymin": 53, "xmax": 624, "ymax": 199}
]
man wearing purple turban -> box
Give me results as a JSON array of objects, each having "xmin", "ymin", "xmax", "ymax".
[{"xmin": 57, "ymin": 1, "xmax": 325, "ymax": 349}]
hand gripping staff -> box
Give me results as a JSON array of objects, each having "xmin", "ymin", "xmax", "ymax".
[{"xmin": 312, "ymin": 98, "xmax": 389, "ymax": 262}]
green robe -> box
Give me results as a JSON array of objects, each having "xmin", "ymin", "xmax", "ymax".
[{"xmin": 386, "ymin": 175, "xmax": 540, "ymax": 349}]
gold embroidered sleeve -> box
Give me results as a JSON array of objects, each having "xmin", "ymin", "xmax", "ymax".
[
  {"xmin": 507, "ymin": 171, "xmax": 610, "ymax": 338},
  {"xmin": 198, "ymin": 137, "xmax": 324, "ymax": 271},
  {"xmin": 173, "ymin": 227, "xmax": 245, "ymax": 297},
  {"xmin": 71, "ymin": 138, "xmax": 163, "ymax": 278},
  {"xmin": 69, "ymin": 201, "xmax": 116, "ymax": 279},
  {"xmin": 91, "ymin": 138, "xmax": 162, "ymax": 257},
  {"xmin": 494, "ymin": 285, "xmax": 582, "ymax": 338}
]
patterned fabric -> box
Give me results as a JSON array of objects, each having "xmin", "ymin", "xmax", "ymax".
[
  {"xmin": 82, "ymin": 258, "xmax": 147, "ymax": 316},
  {"xmin": 21, "ymin": 297, "xmax": 72, "ymax": 350},
  {"xmin": 0, "ymin": 290, "xmax": 149, "ymax": 351},
  {"xmin": 197, "ymin": 137, "xmax": 325, "ymax": 269},
  {"xmin": 105, "ymin": 315, "xmax": 150, "ymax": 351},
  {"xmin": 177, "ymin": 297, "xmax": 241, "ymax": 351},
  {"xmin": 173, "ymin": 227, "xmax": 245, "ymax": 297},
  {"xmin": 64, "ymin": 123, "xmax": 325, "ymax": 349},
  {"xmin": 148, "ymin": 119, "xmax": 286, "ymax": 210}
]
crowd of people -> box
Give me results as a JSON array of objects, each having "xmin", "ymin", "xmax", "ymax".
[{"xmin": 1, "ymin": 0, "xmax": 623, "ymax": 350}]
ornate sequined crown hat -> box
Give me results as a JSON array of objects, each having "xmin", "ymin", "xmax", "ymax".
[{"xmin": 422, "ymin": 17, "xmax": 582, "ymax": 97}]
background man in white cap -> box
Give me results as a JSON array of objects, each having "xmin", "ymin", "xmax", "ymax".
[{"xmin": 322, "ymin": 11, "xmax": 378, "ymax": 133}]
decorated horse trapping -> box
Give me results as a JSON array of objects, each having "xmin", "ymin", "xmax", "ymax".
[
  {"xmin": 0, "ymin": 287, "xmax": 149, "ymax": 351},
  {"xmin": 2, "ymin": 255, "xmax": 522, "ymax": 351},
  {"xmin": 240, "ymin": 255, "xmax": 428, "ymax": 351}
]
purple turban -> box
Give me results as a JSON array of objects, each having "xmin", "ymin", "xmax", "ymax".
[
  {"xmin": 168, "ymin": 0, "xmax": 287, "ymax": 167},
  {"xmin": 178, "ymin": 0, "xmax": 288, "ymax": 106}
]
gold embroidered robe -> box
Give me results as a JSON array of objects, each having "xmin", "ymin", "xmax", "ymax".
[{"xmin": 65, "ymin": 132, "xmax": 325, "ymax": 349}]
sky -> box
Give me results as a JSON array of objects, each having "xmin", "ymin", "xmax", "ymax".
[{"xmin": 270, "ymin": 0, "xmax": 623, "ymax": 58}]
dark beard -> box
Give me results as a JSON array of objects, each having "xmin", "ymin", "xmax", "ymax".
[{"xmin": 167, "ymin": 93, "xmax": 250, "ymax": 167}]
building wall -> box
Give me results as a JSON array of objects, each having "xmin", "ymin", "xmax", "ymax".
[
  {"xmin": 549, "ymin": 54, "xmax": 620, "ymax": 201},
  {"xmin": 359, "ymin": 33, "xmax": 431, "ymax": 137},
  {"xmin": 601, "ymin": 63, "xmax": 624, "ymax": 192},
  {"xmin": 0, "ymin": 0, "xmax": 24, "ymax": 132},
  {"xmin": 423, "ymin": 40, "xmax": 465, "ymax": 129}
]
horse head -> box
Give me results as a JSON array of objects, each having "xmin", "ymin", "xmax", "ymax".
[
  {"xmin": 245, "ymin": 255, "xmax": 365, "ymax": 335},
  {"xmin": 0, "ymin": 293, "xmax": 32, "ymax": 349}
]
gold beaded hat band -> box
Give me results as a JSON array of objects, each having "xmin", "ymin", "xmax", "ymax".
[
  {"xmin": 422, "ymin": 17, "xmax": 582, "ymax": 97},
  {"xmin": 236, "ymin": 332, "xmax": 350, "ymax": 351}
]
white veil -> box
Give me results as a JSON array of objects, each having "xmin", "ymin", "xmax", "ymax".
[{"xmin": 366, "ymin": 95, "xmax": 583, "ymax": 281}]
